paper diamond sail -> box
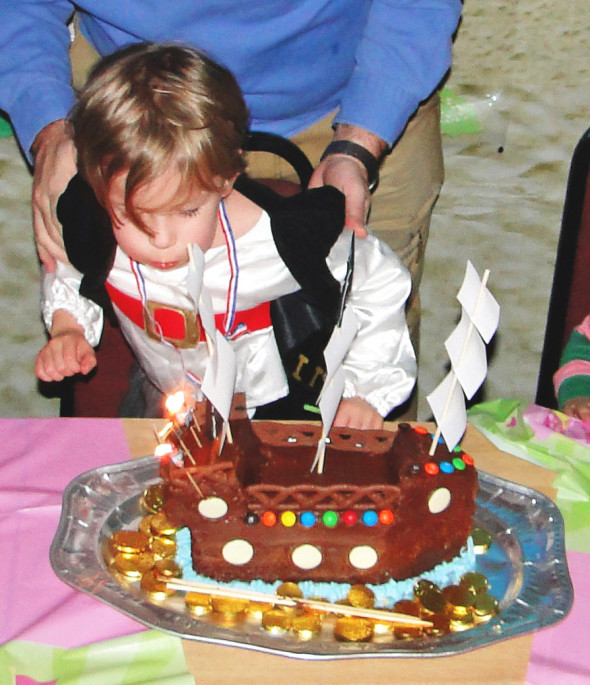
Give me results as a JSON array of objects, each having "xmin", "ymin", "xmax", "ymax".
[
  {"xmin": 310, "ymin": 306, "xmax": 359, "ymax": 474},
  {"xmin": 427, "ymin": 261, "xmax": 499, "ymax": 453}
]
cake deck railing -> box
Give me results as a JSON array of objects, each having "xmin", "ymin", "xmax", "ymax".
[{"xmin": 245, "ymin": 483, "xmax": 399, "ymax": 511}]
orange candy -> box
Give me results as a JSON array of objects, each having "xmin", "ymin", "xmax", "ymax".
[
  {"xmin": 378, "ymin": 509, "xmax": 394, "ymax": 525},
  {"xmin": 261, "ymin": 511, "xmax": 277, "ymax": 527}
]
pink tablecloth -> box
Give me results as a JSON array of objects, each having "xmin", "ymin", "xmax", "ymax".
[
  {"xmin": 1, "ymin": 417, "xmax": 589, "ymax": 683},
  {"xmin": 0, "ymin": 418, "xmax": 144, "ymax": 648}
]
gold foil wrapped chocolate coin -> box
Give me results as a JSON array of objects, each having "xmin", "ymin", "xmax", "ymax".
[
  {"xmin": 261, "ymin": 608, "xmax": 293, "ymax": 634},
  {"xmin": 471, "ymin": 527, "xmax": 493, "ymax": 554},
  {"xmin": 424, "ymin": 613, "xmax": 451, "ymax": 636},
  {"xmin": 473, "ymin": 593, "xmax": 500, "ymax": 623},
  {"xmin": 110, "ymin": 530, "xmax": 150, "ymax": 555},
  {"xmin": 347, "ymin": 584, "xmax": 375, "ymax": 609},
  {"xmin": 291, "ymin": 612, "xmax": 322, "ymax": 640},
  {"xmin": 276, "ymin": 582, "xmax": 303, "ymax": 599},
  {"xmin": 334, "ymin": 616, "xmax": 374, "ymax": 642},
  {"xmin": 150, "ymin": 535, "xmax": 177, "ymax": 558},
  {"xmin": 142, "ymin": 484, "xmax": 165, "ymax": 513},
  {"xmin": 443, "ymin": 585, "xmax": 476, "ymax": 619},
  {"xmin": 417, "ymin": 587, "xmax": 447, "ymax": 614},
  {"xmin": 154, "ymin": 558, "xmax": 182, "ymax": 578},
  {"xmin": 460, "ymin": 571, "xmax": 489, "ymax": 593},
  {"xmin": 393, "ymin": 624, "xmax": 423, "ymax": 640},
  {"xmin": 414, "ymin": 578, "xmax": 437, "ymax": 598},
  {"xmin": 149, "ymin": 512, "xmax": 177, "ymax": 537},
  {"xmin": 211, "ymin": 596, "xmax": 250, "ymax": 617},
  {"xmin": 113, "ymin": 551, "xmax": 154, "ymax": 578},
  {"xmin": 139, "ymin": 515, "xmax": 156, "ymax": 539},
  {"xmin": 140, "ymin": 571, "xmax": 175, "ymax": 600},
  {"xmin": 185, "ymin": 592, "xmax": 212, "ymax": 616}
]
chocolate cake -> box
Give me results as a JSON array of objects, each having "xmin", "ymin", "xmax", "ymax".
[{"xmin": 159, "ymin": 406, "xmax": 477, "ymax": 585}]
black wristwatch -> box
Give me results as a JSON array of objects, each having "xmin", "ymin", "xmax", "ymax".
[{"xmin": 320, "ymin": 140, "xmax": 380, "ymax": 192}]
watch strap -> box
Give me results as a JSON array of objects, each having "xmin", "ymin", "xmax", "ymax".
[{"xmin": 320, "ymin": 140, "xmax": 380, "ymax": 190}]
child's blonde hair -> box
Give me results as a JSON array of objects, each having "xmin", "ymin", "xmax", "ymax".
[{"xmin": 71, "ymin": 42, "xmax": 248, "ymax": 220}]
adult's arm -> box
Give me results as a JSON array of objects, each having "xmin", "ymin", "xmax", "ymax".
[
  {"xmin": 0, "ymin": 1, "xmax": 79, "ymax": 268},
  {"xmin": 311, "ymin": 0, "xmax": 462, "ymax": 235}
]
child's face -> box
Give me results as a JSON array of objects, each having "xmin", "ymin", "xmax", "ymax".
[{"xmin": 107, "ymin": 169, "xmax": 229, "ymax": 270}]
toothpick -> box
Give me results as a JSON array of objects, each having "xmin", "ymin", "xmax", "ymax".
[
  {"xmin": 152, "ymin": 423, "xmax": 163, "ymax": 444},
  {"xmin": 184, "ymin": 469, "xmax": 204, "ymax": 498},
  {"xmin": 189, "ymin": 425, "xmax": 202, "ymax": 448},
  {"xmin": 178, "ymin": 435, "xmax": 196, "ymax": 465},
  {"xmin": 159, "ymin": 576, "xmax": 432, "ymax": 627},
  {"xmin": 429, "ymin": 269, "xmax": 490, "ymax": 456},
  {"xmin": 225, "ymin": 420, "xmax": 233, "ymax": 444}
]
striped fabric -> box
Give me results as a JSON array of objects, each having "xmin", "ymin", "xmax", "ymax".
[{"xmin": 554, "ymin": 315, "xmax": 590, "ymax": 408}]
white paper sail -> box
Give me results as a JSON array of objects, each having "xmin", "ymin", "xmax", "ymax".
[
  {"xmin": 427, "ymin": 261, "xmax": 499, "ymax": 453},
  {"xmin": 457, "ymin": 260, "xmax": 500, "ymax": 343},
  {"xmin": 201, "ymin": 329, "xmax": 237, "ymax": 424},
  {"xmin": 186, "ymin": 244, "xmax": 205, "ymax": 309},
  {"xmin": 310, "ymin": 307, "xmax": 359, "ymax": 473},
  {"xmin": 444, "ymin": 308, "xmax": 487, "ymax": 400},
  {"xmin": 426, "ymin": 372, "xmax": 467, "ymax": 450}
]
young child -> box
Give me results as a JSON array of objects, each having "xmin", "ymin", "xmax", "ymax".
[
  {"xmin": 554, "ymin": 314, "xmax": 590, "ymax": 422},
  {"xmin": 36, "ymin": 42, "xmax": 416, "ymax": 429}
]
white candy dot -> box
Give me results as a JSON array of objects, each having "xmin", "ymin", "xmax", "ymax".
[
  {"xmin": 198, "ymin": 496, "xmax": 228, "ymax": 519},
  {"xmin": 349, "ymin": 545, "xmax": 378, "ymax": 569},
  {"xmin": 291, "ymin": 544, "xmax": 323, "ymax": 570},
  {"xmin": 222, "ymin": 539, "xmax": 254, "ymax": 565},
  {"xmin": 428, "ymin": 487, "xmax": 451, "ymax": 514}
]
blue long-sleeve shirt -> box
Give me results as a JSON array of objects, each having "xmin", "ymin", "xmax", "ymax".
[{"xmin": 0, "ymin": 0, "xmax": 461, "ymax": 162}]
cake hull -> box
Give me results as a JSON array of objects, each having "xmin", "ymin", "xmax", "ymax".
[{"xmin": 160, "ymin": 416, "xmax": 477, "ymax": 585}]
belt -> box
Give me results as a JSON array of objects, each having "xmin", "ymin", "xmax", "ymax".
[{"xmin": 105, "ymin": 282, "xmax": 272, "ymax": 349}]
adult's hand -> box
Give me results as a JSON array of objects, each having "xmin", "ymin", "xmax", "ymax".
[
  {"xmin": 309, "ymin": 124, "xmax": 387, "ymax": 238},
  {"xmin": 31, "ymin": 119, "xmax": 77, "ymax": 271}
]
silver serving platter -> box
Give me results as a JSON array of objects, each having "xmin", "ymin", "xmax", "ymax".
[{"xmin": 50, "ymin": 456, "xmax": 573, "ymax": 659}]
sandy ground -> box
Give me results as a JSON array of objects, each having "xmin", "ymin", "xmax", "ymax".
[{"xmin": 0, "ymin": 0, "xmax": 588, "ymax": 418}]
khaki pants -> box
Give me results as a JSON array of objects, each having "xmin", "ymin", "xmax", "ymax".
[
  {"xmin": 247, "ymin": 97, "xmax": 444, "ymax": 419},
  {"xmin": 70, "ymin": 33, "xmax": 444, "ymax": 419}
]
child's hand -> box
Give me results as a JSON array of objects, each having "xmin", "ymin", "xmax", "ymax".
[
  {"xmin": 36, "ymin": 332, "xmax": 97, "ymax": 382},
  {"xmin": 561, "ymin": 397, "xmax": 590, "ymax": 422},
  {"xmin": 333, "ymin": 397, "xmax": 384, "ymax": 430}
]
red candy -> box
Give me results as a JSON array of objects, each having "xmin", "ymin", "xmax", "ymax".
[
  {"xmin": 414, "ymin": 426, "xmax": 429, "ymax": 435},
  {"xmin": 462, "ymin": 453, "xmax": 474, "ymax": 466},
  {"xmin": 342, "ymin": 510, "xmax": 358, "ymax": 526},
  {"xmin": 424, "ymin": 462, "xmax": 439, "ymax": 475}
]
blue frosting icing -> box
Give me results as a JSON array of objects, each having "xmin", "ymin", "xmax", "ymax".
[{"xmin": 175, "ymin": 527, "xmax": 476, "ymax": 606}]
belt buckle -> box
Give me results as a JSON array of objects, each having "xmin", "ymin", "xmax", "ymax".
[{"xmin": 144, "ymin": 301, "xmax": 201, "ymax": 349}]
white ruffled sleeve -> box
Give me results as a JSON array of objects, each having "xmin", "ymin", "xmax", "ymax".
[
  {"xmin": 326, "ymin": 233, "xmax": 417, "ymax": 417},
  {"xmin": 41, "ymin": 261, "xmax": 104, "ymax": 347}
]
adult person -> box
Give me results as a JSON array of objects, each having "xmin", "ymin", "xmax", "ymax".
[{"xmin": 0, "ymin": 1, "xmax": 462, "ymax": 417}]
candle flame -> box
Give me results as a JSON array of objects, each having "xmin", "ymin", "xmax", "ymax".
[
  {"xmin": 165, "ymin": 391, "xmax": 186, "ymax": 416},
  {"xmin": 154, "ymin": 442, "xmax": 174, "ymax": 461}
]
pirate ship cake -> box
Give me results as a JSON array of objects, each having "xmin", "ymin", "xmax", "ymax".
[
  {"xmin": 155, "ymin": 260, "xmax": 497, "ymax": 588},
  {"xmin": 157, "ymin": 401, "xmax": 478, "ymax": 585}
]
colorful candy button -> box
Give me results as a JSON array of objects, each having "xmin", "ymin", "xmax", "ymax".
[
  {"xmin": 452, "ymin": 457, "xmax": 466, "ymax": 471},
  {"xmin": 424, "ymin": 462, "xmax": 439, "ymax": 475},
  {"xmin": 261, "ymin": 511, "xmax": 277, "ymax": 527},
  {"xmin": 439, "ymin": 461, "xmax": 454, "ymax": 474},
  {"xmin": 462, "ymin": 453, "xmax": 474, "ymax": 466},
  {"xmin": 342, "ymin": 510, "xmax": 358, "ymax": 526},
  {"xmin": 414, "ymin": 426, "xmax": 429, "ymax": 435},
  {"xmin": 322, "ymin": 510, "xmax": 339, "ymax": 527},
  {"xmin": 244, "ymin": 511, "xmax": 259, "ymax": 525},
  {"xmin": 300, "ymin": 511, "xmax": 316, "ymax": 528},
  {"xmin": 362, "ymin": 510, "xmax": 378, "ymax": 527},
  {"xmin": 281, "ymin": 511, "xmax": 297, "ymax": 527},
  {"xmin": 378, "ymin": 509, "xmax": 394, "ymax": 525}
]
